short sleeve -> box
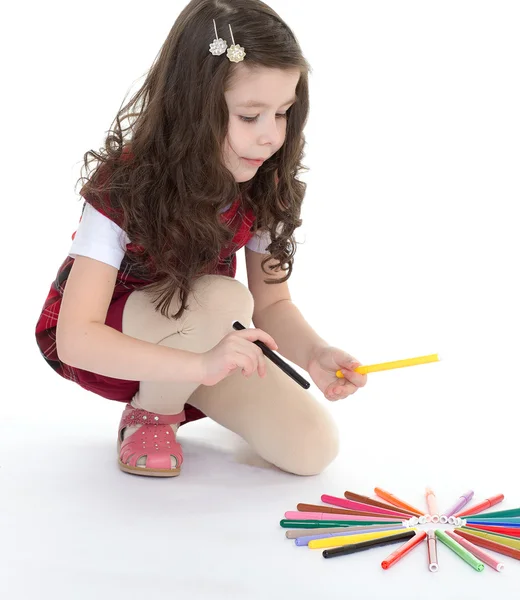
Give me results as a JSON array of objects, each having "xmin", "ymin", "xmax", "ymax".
[
  {"xmin": 245, "ymin": 229, "xmax": 271, "ymax": 254},
  {"xmin": 69, "ymin": 202, "xmax": 131, "ymax": 269}
]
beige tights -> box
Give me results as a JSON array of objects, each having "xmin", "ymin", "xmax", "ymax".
[{"xmin": 121, "ymin": 275, "xmax": 339, "ymax": 475}]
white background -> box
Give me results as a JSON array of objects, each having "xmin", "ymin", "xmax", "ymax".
[{"xmin": 1, "ymin": 1, "xmax": 519, "ymax": 599}]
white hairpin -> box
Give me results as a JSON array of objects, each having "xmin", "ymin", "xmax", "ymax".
[
  {"xmin": 209, "ymin": 19, "xmax": 227, "ymax": 56},
  {"xmin": 226, "ymin": 24, "xmax": 246, "ymax": 63}
]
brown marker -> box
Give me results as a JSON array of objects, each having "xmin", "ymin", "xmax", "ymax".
[{"xmin": 344, "ymin": 490, "xmax": 420, "ymax": 518}]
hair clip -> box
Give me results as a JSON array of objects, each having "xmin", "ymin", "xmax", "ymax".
[
  {"xmin": 209, "ymin": 19, "xmax": 227, "ymax": 56},
  {"xmin": 226, "ymin": 24, "xmax": 246, "ymax": 63}
]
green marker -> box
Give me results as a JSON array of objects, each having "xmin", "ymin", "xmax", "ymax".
[
  {"xmin": 280, "ymin": 519, "xmax": 402, "ymax": 529},
  {"xmin": 466, "ymin": 508, "xmax": 520, "ymax": 519},
  {"xmin": 435, "ymin": 529, "xmax": 485, "ymax": 572}
]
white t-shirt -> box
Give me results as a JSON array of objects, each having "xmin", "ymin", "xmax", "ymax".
[{"xmin": 69, "ymin": 202, "xmax": 271, "ymax": 269}]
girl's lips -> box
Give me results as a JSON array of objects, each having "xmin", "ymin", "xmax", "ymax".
[{"xmin": 242, "ymin": 157, "xmax": 264, "ymax": 166}]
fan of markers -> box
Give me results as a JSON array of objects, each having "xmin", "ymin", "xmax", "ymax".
[{"xmin": 281, "ymin": 487, "xmax": 520, "ymax": 571}]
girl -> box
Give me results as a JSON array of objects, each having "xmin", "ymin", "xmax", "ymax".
[{"xmin": 35, "ymin": 0, "xmax": 367, "ymax": 478}]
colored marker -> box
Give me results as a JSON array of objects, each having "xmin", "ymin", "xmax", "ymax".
[
  {"xmin": 464, "ymin": 507, "xmax": 520, "ymax": 520},
  {"xmin": 374, "ymin": 487, "xmax": 425, "ymax": 516},
  {"xmin": 464, "ymin": 526, "xmax": 520, "ymax": 540},
  {"xmin": 344, "ymin": 490, "xmax": 419, "ymax": 517},
  {"xmin": 321, "ymin": 495, "xmax": 411, "ymax": 519},
  {"xmin": 425, "ymin": 487, "xmax": 439, "ymax": 521},
  {"xmin": 427, "ymin": 530, "xmax": 439, "ymax": 572},
  {"xmin": 446, "ymin": 531, "xmax": 504, "ymax": 572},
  {"xmin": 454, "ymin": 494, "xmax": 504, "ymax": 518},
  {"xmin": 381, "ymin": 531, "xmax": 427, "ymax": 570},
  {"xmin": 296, "ymin": 525, "xmax": 404, "ymax": 547},
  {"xmin": 232, "ymin": 321, "xmax": 310, "ymax": 389},
  {"xmin": 308, "ymin": 528, "xmax": 414, "ymax": 550},
  {"xmin": 455, "ymin": 529, "xmax": 520, "ymax": 561},
  {"xmin": 459, "ymin": 527, "xmax": 520, "ymax": 549},
  {"xmin": 335, "ymin": 353, "xmax": 440, "ymax": 377},
  {"xmin": 285, "ymin": 511, "xmax": 401, "ymax": 523},
  {"xmin": 466, "ymin": 524, "xmax": 520, "ymax": 538},
  {"xmin": 441, "ymin": 490, "xmax": 474, "ymax": 519},
  {"xmin": 434, "ymin": 529, "xmax": 484, "ymax": 572},
  {"xmin": 286, "ymin": 527, "xmax": 351, "ymax": 538},
  {"xmin": 297, "ymin": 502, "xmax": 408, "ymax": 519},
  {"xmin": 466, "ymin": 519, "xmax": 520, "ymax": 528},
  {"xmin": 323, "ymin": 530, "xmax": 416, "ymax": 559},
  {"xmin": 280, "ymin": 519, "xmax": 400, "ymax": 529}
]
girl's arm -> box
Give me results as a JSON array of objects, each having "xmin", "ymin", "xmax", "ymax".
[
  {"xmin": 56, "ymin": 255, "xmax": 203, "ymax": 382},
  {"xmin": 245, "ymin": 248, "xmax": 329, "ymax": 371}
]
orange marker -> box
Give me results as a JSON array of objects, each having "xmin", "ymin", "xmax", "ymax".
[
  {"xmin": 374, "ymin": 487, "xmax": 425, "ymax": 516},
  {"xmin": 381, "ymin": 531, "xmax": 427, "ymax": 569}
]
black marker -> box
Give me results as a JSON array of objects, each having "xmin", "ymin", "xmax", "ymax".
[
  {"xmin": 322, "ymin": 530, "xmax": 417, "ymax": 559},
  {"xmin": 232, "ymin": 321, "xmax": 310, "ymax": 389}
]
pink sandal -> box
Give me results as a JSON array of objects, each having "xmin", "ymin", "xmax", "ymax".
[{"xmin": 117, "ymin": 404, "xmax": 185, "ymax": 477}]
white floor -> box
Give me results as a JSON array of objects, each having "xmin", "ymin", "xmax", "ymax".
[
  {"xmin": 3, "ymin": 358, "xmax": 520, "ymax": 600},
  {"xmin": 3, "ymin": 3, "xmax": 520, "ymax": 597}
]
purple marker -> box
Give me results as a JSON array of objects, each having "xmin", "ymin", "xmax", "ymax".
[
  {"xmin": 294, "ymin": 524, "xmax": 405, "ymax": 547},
  {"xmin": 442, "ymin": 490, "xmax": 474, "ymax": 519}
]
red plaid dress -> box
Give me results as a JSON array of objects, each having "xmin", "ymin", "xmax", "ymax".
[{"xmin": 35, "ymin": 189, "xmax": 256, "ymax": 425}]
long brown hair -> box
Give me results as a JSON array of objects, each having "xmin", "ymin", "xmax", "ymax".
[{"xmin": 77, "ymin": 0, "xmax": 311, "ymax": 318}]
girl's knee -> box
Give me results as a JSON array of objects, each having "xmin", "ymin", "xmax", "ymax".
[
  {"xmin": 194, "ymin": 275, "xmax": 254, "ymax": 323},
  {"xmin": 294, "ymin": 421, "xmax": 339, "ymax": 476},
  {"xmin": 275, "ymin": 408, "xmax": 340, "ymax": 476}
]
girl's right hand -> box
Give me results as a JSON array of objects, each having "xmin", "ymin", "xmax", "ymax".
[{"xmin": 200, "ymin": 328, "xmax": 278, "ymax": 386}]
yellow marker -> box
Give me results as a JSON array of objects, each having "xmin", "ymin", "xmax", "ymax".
[
  {"xmin": 457, "ymin": 528, "xmax": 520, "ymax": 550},
  {"xmin": 336, "ymin": 353, "xmax": 440, "ymax": 378},
  {"xmin": 308, "ymin": 528, "xmax": 415, "ymax": 549}
]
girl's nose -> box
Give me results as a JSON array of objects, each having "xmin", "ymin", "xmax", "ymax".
[{"xmin": 258, "ymin": 117, "xmax": 283, "ymax": 147}]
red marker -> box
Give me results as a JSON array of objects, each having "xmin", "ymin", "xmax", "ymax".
[
  {"xmin": 454, "ymin": 494, "xmax": 504, "ymax": 518},
  {"xmin": 465, "ymin": 524, "xmax": 520, "ymax": 538},
  {"xmin": 381, "ymin": 531, "xmax": 427, "ymax": 570}
]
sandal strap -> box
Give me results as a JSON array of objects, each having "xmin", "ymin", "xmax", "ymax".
[
  {"xmin": 119, "ymin": 404, "xmax": 186, "ymax": 430},
  {"xmin": 120, "ymin": 423, "xmax": 184, "ymax": 469}
]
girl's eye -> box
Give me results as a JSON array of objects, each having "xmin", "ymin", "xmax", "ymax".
[{"xmin": 239, "ymin": 113, "xmax": 288, "ymax": 123}]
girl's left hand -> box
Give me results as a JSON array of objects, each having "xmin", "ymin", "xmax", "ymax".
[{"xmin": 307, "ymin": 346, "xmax": 367, "ymax": 401}]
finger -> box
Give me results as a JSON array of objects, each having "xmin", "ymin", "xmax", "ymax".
[
  {"xmin": 338, "ymin": 361, "xmax": 361, "ymax": 374},
  {"xmin": 325, "ymin": 383, "xmax": 340, "ymax": 400},
  {"xmin": 251, "ymin": 343, "xmax": 267, "ymax": 377},
  {"xmin": 327, "ymin": 381, "xmax": 358, "ymax": 399},
  {"xmin": 250, "ymin": 345, "xmax": 264, "ymax": 377},
  {"xmin": 238, "ymin": 328, "xmax": 278, "ymax": 351},
  {"xmin": 332, "ymin": 348, "xmax": 359, "ymax": 368},
  {"xmin": 326, "ymin": 389, "xmax": 344, "ymax": 402},
  {"xmin": 237, "ymin": 354, "xmax": 255, "ymax": 378},
  {"xmin": 338, "ymin": 370, "xmax": 367, "ymax": 388},
  {"xmin": 257, "ymin": 353, "xmax": 267, "ymax": 377},
  {"xmin": 339, "ymin": 383, "xmax": 358, "ymax": 398},
  {"xmin": 325, "ymin": 384, "xmax": 341, "ymax": 400},
  {"xmin": 238, "ymin": 340, "xmax": 264, "ymax": 376}
]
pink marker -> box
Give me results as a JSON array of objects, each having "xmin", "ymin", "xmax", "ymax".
[
  {"xmin": 285, "ymin": 511, "xmax": 403, "ymax": 523},
  {"xmin": 446, "ymin": 531, "xmax": 505, "ymax": 572},
  {"xmin": 321, "ymin": 495, "xmax": 411, "ymax": 519}
]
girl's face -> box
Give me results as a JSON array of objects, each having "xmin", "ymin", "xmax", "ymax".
[{"xmin": 224, "ymin": 65, "xmax": 300, "ymax": 182}]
